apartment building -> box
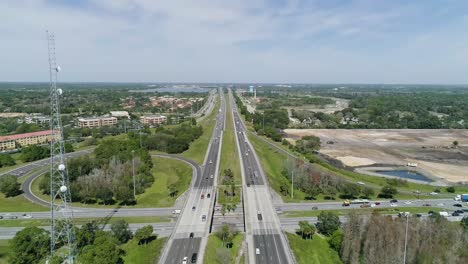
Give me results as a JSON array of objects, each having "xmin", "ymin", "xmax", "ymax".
[
  {"xmin": 0, "ymin": 130, "xmax": 58, "ymax": 151},
  {"xmin": 140, "ymin": 115, "xmax": 167, "ymax": 126},
  {"xmin": 78, "ymin": 117, "xmax": 117, "ymax": 128}
]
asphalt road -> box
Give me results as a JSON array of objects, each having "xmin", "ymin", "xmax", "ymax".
[
  {"xmin": 0, "ymin": 148, "xmax": 94, "ymax": 178},
  {"xmin": 229, "ymin": 89, "xmax": 294, "ymax": 264},
  {"xmin": 161, "ymin": 88, "xmax": 226, "ymax": 264}
]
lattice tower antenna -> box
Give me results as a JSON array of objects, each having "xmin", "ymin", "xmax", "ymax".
[{"xmin": 47, "ymin": 31, "xmax": 76, "ymax": 264}]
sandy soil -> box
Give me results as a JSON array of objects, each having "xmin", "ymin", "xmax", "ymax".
[{"xmin": 284, "ymin": 129, "xmax": 468, "ymax": 183}]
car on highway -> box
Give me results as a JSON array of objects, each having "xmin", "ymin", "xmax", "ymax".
[
  {"xmin": 191, "ymin": 253, "xmax": 198, "ymax": 263},
  {"xmin": 452, "ymin": 212, "xmax": 461, "ymax": 216},
  {"xmin": 430, "ymin": 192, "xmax": 439, "ymax": 195},
  {"xmin": 256, "ymin": 248, "xmax": 260, "ymax": 255},
  {"xmin": 182, "ymin": 256, "xmax": 188, "ymax": 264},
  {"xmin": 390, "ymin": 203, "xmax": 397, "ymax": 207},
  {"xmin": 207, "ymin": 193, "xmax": 211, "ymax": 198},
  {"xmin": 312, "ymin": 206, "xmax": 318, "ymax": 210},
  {"xmin": 192, "ymin": 206, "xmax": 196, "ymax": 211},
  {"xmin": 454, "ymin": 210, "xmax": 464, "ymax": 214},
  {"xmin": 22, "ymin": 214, "xmax": 32, "ymax": 219},
  {"xmin": 189, "ymin": 232, "xmax": 194, "ymax": 238},
  {"xmin": 404, "ymin": 201, "xmax": 412, "ymax": 205},
  {"xmin": 453, "ymin": 203, "xmax": 463, "ymax": 207},
  {"xmin": 416, "ymin": 213, "xmax": 422, "ymax": 217},
  {"xmin": 201, "ymin": 194, "xmax": 204, "ymax": 199},
  {"xmin": 374, "ymin": 202, "xmax": 381, "ymax": 205},
  {"xmin": 201, "ymin": 215, "xmax": 206, "ymax": 222},
  {"xmin": 257, "ymin": 211, "xmax": 262, "ymax": 221},
  {"xmin": 210, "ymin": 174, "xmax": 213, "ymax": 179},
  {"xmin": 390, "ymin": 199, "xmax": 398, "ymax": 203},
  {"xmin": 423, "ymin": 203, "xmax": 431, "ymax": 207}
]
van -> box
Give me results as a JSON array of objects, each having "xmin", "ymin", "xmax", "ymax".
[
  {"xmin": 256, "ymin": 248, "xmax": 260, "ymax": 255},
  {"xmin": 191, "ymin": 253, "xmax": 198, "ymax": 263}
]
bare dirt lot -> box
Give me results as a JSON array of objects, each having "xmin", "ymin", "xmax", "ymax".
[{"xmin": 284, "ymin": 129, "xmax": 468, "ymax": 183}]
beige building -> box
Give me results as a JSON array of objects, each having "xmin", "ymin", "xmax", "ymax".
[
  {"xmin": 78, "ymin": 117, "xmax": 117, "ymax": 128},
  {"xmin": 140, "ymin": 115, "xmax": 167, "ymax": 126},
  {"xmin": 0, "ymin": 130, "xmax": 59, "ymax": 151}
]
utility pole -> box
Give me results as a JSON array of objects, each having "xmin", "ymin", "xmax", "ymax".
[
  {"xmin": 403, "ymin": 214, "xmax": 409, "ymax": 264},
  {"xmin": 132, "ymin": 150, "xmax": 136, "ymax": 200}
]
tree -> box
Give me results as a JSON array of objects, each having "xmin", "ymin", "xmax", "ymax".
[
  {"xmin": 111, "ymin": 220, "xmax": 132, "ymax": 244},
  {"xmin": 216, "ymin": 224, "xmax": 236, "ymax": 247},
  {"xmin": 317, "ymin": 211, "xmax": 341, "ymax": 236},
  {"xmin": 64, "ymin": 142, "xmax": 74, "ymax": 153},
  {"xmin": 9, "ymin": 227, "xmax": 49, "ymax": 264},
  {"xmin": 76, "ymin": 222, "xmax": 99, "ymax": 250},
  {"xmin": 446, "ymin": 186, "xmax": 455, "ymax": 193},
  {"xmin": 296, "ymin": 221, "xmax": 316, "ymax": 239},
  {"xmin": 134, "ymin": 225, "xmax": 154, "ymax": 245},
  {"xmin": 0, "ymin": 154, "xmax": 15, "ymax": 168},
  {"xmin": 19, "ymin": 145, "xmax": 49, "ymax": 162},
  {"xmin": 78, "ymin": 232, "xmax": 123, "ymax": 264},
  {"xmin": 340, "ymin": 183, "xmax": 361, "ymax": 199},
  {"xmin": 378, "ymin": 185, "xmax": 398, "ymax": 199},
  {"xmin": 453, "ymin": 140, "xmax": 459, "ymax": 148},
  {"xmin": 362, "ymin": 187, "xmax": 375, "ymax": 198},
  {"xmin": 461, "ymin": 216, "xmax": 468, "ymax": 231},
  {"xmin": 328, "ymin": 229, "xmax": 343, "ymax": 252},
  {"xmin": 0, "ymin": 174, "xmax": 21, "ymax": 197}
]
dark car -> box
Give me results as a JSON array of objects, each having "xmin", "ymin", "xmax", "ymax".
[
  {"xmin": 453, "ymin": 203, "xmax": 463, "ymax": 207},
  {"xmin": 189, "ymin": 232, "xmax": 194, "ymax": 238},
  {"xmin": 207, "ymin": 193, "xmax": 211, "ymax": 198},
  {"xmin": 416, "ymin": 213, "xmax": 422, "ymax": 218},
  {"xmin": 390, "ymin": 199, "xmax": 398, "ymax": 203},
  {"xmin": 192, "ymin": 206, "xmax": 196, "ymax": 211},
  {"xmin": 455, "ymin": 210, "xmax": 464, "ymax": 214},
  {"xmin": 452, "ymin": 212, "xmax": 460, "ymax": 216},
  {"xmin": 191, "ymin": 253, "xmax": 198, "ymax": 263},
  {"xmin": 422, "ymin": 203, "xmax": 431, "ymax": 207},
  {"xmin": 312, "ymin": 206, "xmax": 318, "ymax": 210}
]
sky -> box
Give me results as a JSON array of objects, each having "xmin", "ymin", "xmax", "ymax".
[{"xmin": 1, "ymin": 0, "xmax": 468, "ymax": 84}]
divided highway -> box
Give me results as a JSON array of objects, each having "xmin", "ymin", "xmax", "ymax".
[
  {"xmin": 159, "ymin": 88, "xmax": 226, "ymax": 264},
  {"xmin": 229, "ymin": 89, "xmax": 295, "ymax": 264}
]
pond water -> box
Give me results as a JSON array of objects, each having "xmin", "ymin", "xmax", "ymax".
[{"xmin": 376, "ymin": 170, "xmax": 433, "ymax": 182}]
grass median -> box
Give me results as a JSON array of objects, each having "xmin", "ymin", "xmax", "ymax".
[
  {"xmin": 122, "ymin": 237, "xmax": 167, "ymax": 264},
  {"xmin": 203, "ymin": 233, "xmax": 244, "ymax": 264},
  {"xmin": 287, "ymin": 233, "xmax": 342, "ymax": 264},
  {"xmin": 0, "ymin": 216, "xmax": 171, "ymax": 228},
  {"xmin": 282, "ymin": 206, "xmax": 444, "ymax": 218}
]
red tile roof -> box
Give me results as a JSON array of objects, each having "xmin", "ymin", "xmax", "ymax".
[{"xmin": 0, "ymin": 130, "xmax": 54, "ymax": 142}]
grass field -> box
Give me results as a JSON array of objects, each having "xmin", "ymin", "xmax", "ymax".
[
  {"xmin": 0, "ymin": 192, "xmax": 48, "ymax": 212},
  {"xmin": 0, "ymin": 240, "xmax": 8, "ymax": 264},
  {"xmin": 219, "ymin": 94, "xmax": 242, "ymax": 184},
  {"xmin": 181, "ymin": 95, "xmax": 220, "ymax": 165},
  {"xmin": 0, "ymin": 216, "xmax": 171, "ymax": 228},
  {"xmin": 287, "ymin": 233, "xmax": 342, "ymax": 264},
  {"xmin": 122, "ymin": 237, "xmax": 167, "ymax": 264},
  {"xmin": 203, "ymin": 233, "xmax": 244, "ymax": 264},
  {"xmin": 282, "ymin": 206, "xmax": 444, "ymax": 218},
  {"xmin": 217, "ymin": 186, "xmax": 242, "ymax": 205},
  {"xmin": 30, "ymin": 156, "xmax": 192, "ymax": 208}
]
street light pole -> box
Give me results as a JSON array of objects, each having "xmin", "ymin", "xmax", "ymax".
[
  {"xmin": 403, "ymin": 214, "xmax": 409, "ymax": 264},
  {"xmin": 132, "ymin": 150, "xmax": 136, "ymax": 200},
  {"xmin": 291, "ymin": 168, "xmax": 294, "ymax": 199}
]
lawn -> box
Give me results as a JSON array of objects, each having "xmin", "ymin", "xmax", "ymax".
[
  {"xmin": 0, "ymin": 216, "xmax": 171, "ymax": 228},
  {"xmin": 282, "ymin": 206, "xmax": 444, "ymax": 218},
  {"xmin": 0, "ymin": 192, "xmax": 48, "ymax": 212},
  {"xmin": 219, "ymin": 94, "xmax": 242, "ymax": 184},
  {"xmin": 30, "ymin": 156, "xmax": 192, "ymax": 208},
  {"xmin": 203, "ymin": 233, "xmax": 244, "ymax": 264},
  {"xmin": 0, "ymin": 240, "xmax": 9, "ymax": 264},
  {"xmin": 122, "ymin": 237, "xmax": 167, "ymax": 264},
  {"xmin": 217, "ymin": 186, "xmax": 242, "ymax": 205},
  {"xmin": 181, "ymin": 95, "xmax": 220, "ymax": 165},
  {"xmin": 287, "ymin": 232, "xmax": 342, "ymax": 264}
]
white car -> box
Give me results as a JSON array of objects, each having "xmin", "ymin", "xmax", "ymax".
[
  {"xmin": 22, "ymin": 214, "xmax": 32, "ymax": 219},
  {"xmin": 182, "ymin": 256, "xmax": 188, "ymax": 264},
  {"xmin": 256, "ymin": 248, "xmax": 260, "ymax": 255},
  {"xmin": 390, "ymin": 203, "xmax": 397, "ymax": 207},
  {"xmin": 430, "ymin": 192, "xmax": 439, "ymax": 195},
  {"xmin": 404, "ymin": 201, "xmax": 412, "ymax": 205}
]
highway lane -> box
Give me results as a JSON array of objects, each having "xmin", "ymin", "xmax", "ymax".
[
  {"xmin": 229, "ymin": 89, "xmax": 294, "ymax": 264},
  {"xmin": 161, "ymin": 88, "xmax": 226, "ymax": 264}
]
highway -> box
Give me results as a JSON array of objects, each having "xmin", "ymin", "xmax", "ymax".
[
  {"xmin": 229, "ymin": 89, "xmax": 295, "ymax": 264},
  {"xmin": 160, "ymin": 88, "xmax": 226, "ymax": 264}
]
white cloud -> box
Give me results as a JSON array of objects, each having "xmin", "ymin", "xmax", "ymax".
[{"xmin": 0, "ymin": 0, "xmax": 467, "ymax": 83}]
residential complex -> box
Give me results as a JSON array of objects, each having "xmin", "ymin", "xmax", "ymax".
[
  {"xmin": 78, "ymin": 117, "xmax": 118, "ymax": 128},
  {"xmin": 0, "ymin": 130, "xmax": 59, "ymax": 151},
  {"xmin": 140, "ymin": 115, "xmax": 167, "ymax": 126}
]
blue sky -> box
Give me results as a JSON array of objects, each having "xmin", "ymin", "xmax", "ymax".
[{"xmin": 1, "ymin": 0, "xmax": 468, "ymax": 83}]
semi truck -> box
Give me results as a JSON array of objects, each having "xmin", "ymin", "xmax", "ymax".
[{"xmin": 454, "ymin": 194, "xmax": 468, "ymax": 202}]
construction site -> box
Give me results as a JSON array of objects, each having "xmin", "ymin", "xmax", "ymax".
[{"xmin": 284, "ymin": 129, "xmax": 468, "ymax": 184}]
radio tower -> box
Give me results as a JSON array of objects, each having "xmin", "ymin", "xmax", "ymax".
[{"xmin": 47, "ymin": 31, "xmax": 76, "ymax": 263}]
